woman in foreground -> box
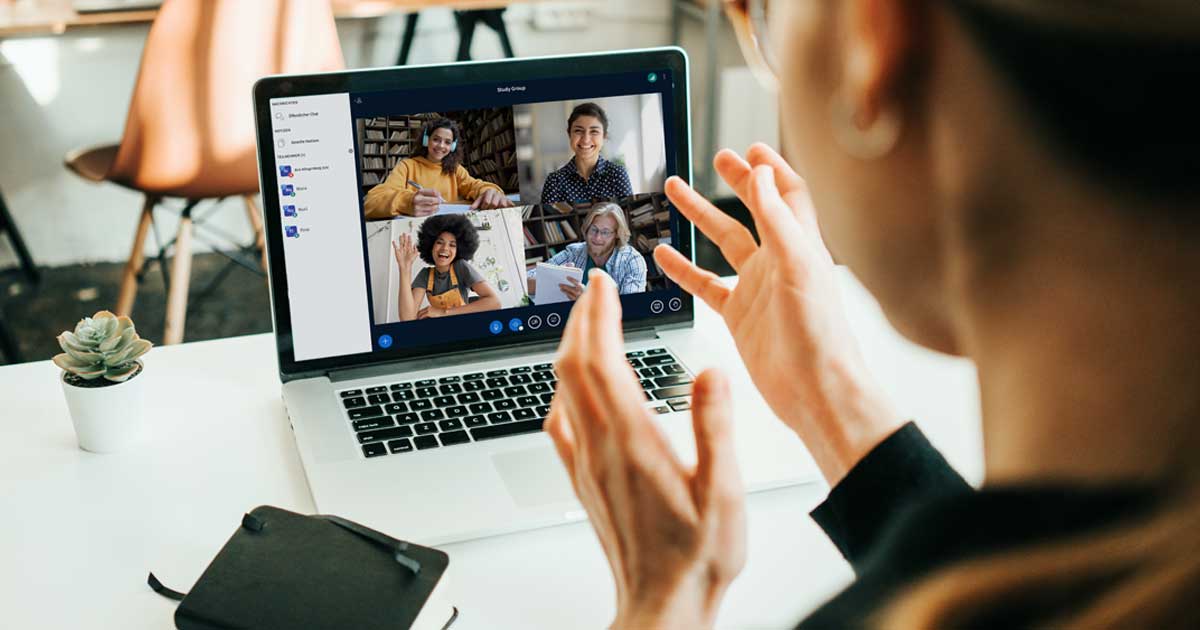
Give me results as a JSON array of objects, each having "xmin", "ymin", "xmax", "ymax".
[{"xmin": 548, "ymin": 0, "xmax": 1200, "ymax": 627}]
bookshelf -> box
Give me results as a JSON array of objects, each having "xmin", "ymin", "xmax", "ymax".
[
  {"xmin": 521, "ymin": 193, "xmax": 673, "ymax": 291},
  {"xmin": 355, "ymin": 109, "xmax": 519, "ymax": 196}
]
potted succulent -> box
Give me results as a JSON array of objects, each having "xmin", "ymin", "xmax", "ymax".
[{"xmin": 53, "ymin": 311, "xmax": 153, "ymax": 453}]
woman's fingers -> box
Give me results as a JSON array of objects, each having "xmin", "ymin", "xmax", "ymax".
[
  {"xmin": 544, "ymin": 399, "xmax": 579, "ymax": 489},
  {"xmin": 712, "ymin": 148, "xmax": 756, "ymax": 201},
  {"xmin": 664, "ymin": 176, "xmax": 757, "ymax": 271},
  {"xmin": 689, "ymin": 369, "xmax": 742, "ymax": 511},
  {"xmin": 745, "ymin": 165, "xmax": 803, "ymax": 253},
  {"xmin": 653, "ymin": 245, "xmax": 731, "ymax": 313}
]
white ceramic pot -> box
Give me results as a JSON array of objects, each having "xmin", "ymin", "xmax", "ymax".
[{"xmin": 60, "ymin": 362, "xmax": 146, "ymax": 453}]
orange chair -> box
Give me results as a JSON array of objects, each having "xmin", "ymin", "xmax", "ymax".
[{"xmin": 65, "ymin": 0, "xmax": 344, "ymax": 344}]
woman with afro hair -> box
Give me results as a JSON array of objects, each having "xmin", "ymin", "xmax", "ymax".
[{"xmin": 391, "ymin": 214, "xmax": 500, "ymax": 321}]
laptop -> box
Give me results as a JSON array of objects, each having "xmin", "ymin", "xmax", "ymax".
[{"xmin": 252, "ymin": 48, "xmax": 818, "ymax": 545}]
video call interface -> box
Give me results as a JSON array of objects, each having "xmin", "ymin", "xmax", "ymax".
[{"xmin": 351, "ymin": 72, "xmax": 683, "ymax": 352}]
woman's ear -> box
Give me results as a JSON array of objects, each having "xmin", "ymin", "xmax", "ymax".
[{"xmin": 841, "ymin": 0, "xmax": 922, "ymax": 129}]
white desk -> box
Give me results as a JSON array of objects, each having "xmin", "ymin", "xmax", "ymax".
[{"xmin": 0, "ymin": 271, "xmax": 981, "ymax": 628}]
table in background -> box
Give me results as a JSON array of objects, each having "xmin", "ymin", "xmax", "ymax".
[{"xmin": 0, "ymin": 272, "xmax": 982, "ymax": 628}]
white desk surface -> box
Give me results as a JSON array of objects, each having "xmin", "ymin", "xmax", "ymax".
[{"xmin": 0, "ymin": 271, "xmax": 981, "ymax": 628}]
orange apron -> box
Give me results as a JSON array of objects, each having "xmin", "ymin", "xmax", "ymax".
[{"xmin": 426, "ymin": 265, "xmax": 467, "ymax": 311}]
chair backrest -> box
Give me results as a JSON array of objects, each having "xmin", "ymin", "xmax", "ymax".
[{"xmin": 109, "ymin": 0, "xmax": 345, "ymax": 198}]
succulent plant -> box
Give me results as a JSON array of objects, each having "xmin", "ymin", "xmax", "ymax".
[{"xmin": 53, "ymin": 311, "xmax": 153, "ymax": 383}]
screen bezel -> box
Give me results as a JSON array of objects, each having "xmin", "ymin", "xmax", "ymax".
[{"xmin": 253, "ymin": 48, "xmax": 693, "ymax": 381}]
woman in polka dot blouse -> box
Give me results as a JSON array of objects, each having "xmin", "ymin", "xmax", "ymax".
[{"xmin": 539, "ymin": 102, "xmax": 634, "ymax": 204}]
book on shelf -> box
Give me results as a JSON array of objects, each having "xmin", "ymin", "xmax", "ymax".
[
  {"xmin": 362, "ymin": 172, "xmax": 381, "ymax": 186},
  {"xmin": 361, "ymin": 144, "xmax": 380, "ymax": 155},
  {"xmin": 362, "ymin": 157, "xmax": 385, "ymax": 170},
  {"xmin": 388, "ymin": 144, "xmax": 405, "ymax": 155},
  {"xmin": 365, "ymin": 130, "xmax": 385, "ymax": 141},
  {"xmin": 560, "ymin": 220, "xmax": 578, "ymax": 240},
  {"xmin": 521, "ymin": 205, "xmax": 538, "ymax": 220},
  {"xmin": 523, "ymin": 225, "xmax": 539, "ymax": 247}
]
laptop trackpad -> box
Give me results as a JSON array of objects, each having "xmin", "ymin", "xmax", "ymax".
[{"xmin": 492, "ymin": 447, "xmax": 577, "ymax": 509}]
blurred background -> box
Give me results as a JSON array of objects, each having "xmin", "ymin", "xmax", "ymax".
[{"xmin": 0, "ymin": 0, "xmax": 776, "ymax": 364}]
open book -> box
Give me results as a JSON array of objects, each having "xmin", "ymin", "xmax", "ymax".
[{"xmin": 533, "ymin": 261, "xmax": 584, "ymax": 305}]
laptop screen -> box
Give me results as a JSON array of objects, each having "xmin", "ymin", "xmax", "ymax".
[{"xmin": 258, "ymin": 51, "xmax": 691, "ymax": 372}]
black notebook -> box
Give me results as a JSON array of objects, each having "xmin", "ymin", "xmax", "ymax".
[{"xmin": 150, "ymin": 505, "xmax": 454, "ymax": 630}]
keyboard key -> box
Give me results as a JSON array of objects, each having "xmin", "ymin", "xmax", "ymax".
[
  {"xmin": 640, "ymin": 380, "xmax": 654, "ymax": 391},
  {"xmin": 531, "ymin": 371, "xmax": 555, "ymax": 382},
  {"xmin": 493, "ymin": 399, "xmax": 517, "ymax": 411},
  {"xmin": 416, "ymin": 387, "xmax": 438, "ymax": 398},
  {"xmin": 511, "ymin": 366, "xmax": 532, "ymax": 374},
  {"xmin": 528, "ymin": 382, "xmax": 551, "ymax": 394},
  {"xmin": 414, "ymin": 435, "xmax": 440, "ymax": 450},
  {"xmin": 353, "ymin": 417, "xmax": 395, "ymax": 432},
  {"xmin": 465, "ymin": 415, "xmax": 487, "ymax": 428},
  {"xmin": 643, "ymin": 355, "xmax": 674, "ymax": 366},
  {"xmin": 471, "ymin": 419, "xmax": 545, "ymax": 441},
  {"xmin": 504, "ymin": 385, "xmax": 527, "ymax": 398},
  {"xmin": 457, "ymin": 392, "xmax": 481, "ymax": 404},
  {"xmin": 384, "ymin": 402, "xmax": 408, "ymax": 414},
  {"xmin": 445, "ymin": 405, "xmax": 468, "ymax": 418},
  {"xmin": 469, "ymin": 402, "xmax": 493, "ymax": 414},
  {"xmin": 358, "ymin": 426, "xmax": 417, "ymax": 444},
  {"xmin": 509, "ymin": 374, "xmax": 533, "ymax": 384},
  {"xmin": 488, "ymin": 411, "xmax": 513, "ymax": 424},
  {"xmin": 415, "ymin": 379, "xmax": 437, "ymax": 387},
  {"xmin": 395, "ymin": 412, "xmax": 419, "ymax": 425},
  {"xmin": 668, "ymin": 398, "xmax": 691, "ymax": 412},
  {"xmin": 481, "ymin": 389, "xmax": 504, "ymax": 401},
  {"xmin": 627, "ymin": 358, "xmax": 643, "ymax": 368},
  {"xmin": 663, "ymin": 364, "xmax": 686, "ymax": 375},
  {"xmin": 439, "ymin": 430, "xmax": 471, "ymax": 446},
  {"xmin": 392, "ymin": 390, "xmax": 416, "ymax": 402},
  {"xmin": 388, "ymin": 439, "xmax": 413, "ymax": 454},
  {"xmin": 367, "ymin": 393, "xmax": 390, "ymax": 405},
  {"xmin": 439, "ymin": 383, "xmax": 463, "ymax": 395},
  {"xmin": 535, "ymin": 405, "xmax": 550, "ymax": 417},
  {"xmin": 340, "ymin": 389, "xmax": 363, "ymax": 398},
  {"xmin": 410, "ymin": 399, "xmax": 433, "ymax": 411},
  {"xmin": 485, "ymin": 377, "xmax": 508, "ymax": 388},
  {"xmin": 646, "ymin": 348, "xmax": 668, "ymax": 355},
  {"xmin": 348, "ymin": 406, "xmax": 384, "ymax": 420},
  {"xmin": 366, "ymin": 386, "xmax": 388, "ymax": 394},
  {"xmin": 639, "ymin": 367, "xmax": 664, "ymax": 378},
  {"xmin": 415, "ymin": 422, "xmax": 438, "ymax": 435},
  {"xmin": 516, "ymin": 396, "xmax": 538, "ymax": 408},
  {"xmin": 390, "ymin": 382, "xmax": 413, "ymax": 391},
  {"xmin": 513, "ymin": 408, "xmax": 536, "ymax": 421},
  {"xmin": 464, "ymin": 372, "xmax": 485, "ymax": 381},
  {"xmin": 362, "ymin": 443, "xmax": 387, "ymax": 457},
  {"xmin": 654, "ymin": 375, "xmax": 694, "ymax": 388},
  {"xmin": 433, "ymin": 396, "xmax": 456, "ymax": 408},
  {"xmin": 540, "ymin": 393, "xmax": 555, "ymax": 404},
  {"xmin": 625, "ymin": 351, "xmax": 645, "ymax": 358},
  {"xmin": 463, "ymin": 380, "xmax": 485, "ymax": 392},
  {"xmin": 420, "ymin": 409, "xmax": 446, "ymax": 422},
  {"xmin": 652, "ymin": 405, "xmax": 671, "ymax": 414},
  {"xmin": 439, "ymin": 419, "xmax": 464, "ymax": 432},
  {"xmin": 486, "ymin": 369, "xmax": 509, "ymax": 377},
  {"xmin": 534, "ymin": 363, "xmax": 553, "ymax": 370},
  {"xmin": 438, "ymin": 375, "xmax": 461, "ymax": 384},
  {"xmin": 654, "ymin": 385, "xmax": 694, "ymax": 400},
  {"xmin": 343, "ymin": 397, "xmax": 366, "ymax": 409}
]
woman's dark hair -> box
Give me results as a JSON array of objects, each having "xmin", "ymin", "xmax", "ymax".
[
  {"xmin": 417, "ymin": 214, "xmax": 479, "ymax": 265},
  {"xmin": 946, "ymin": 2, "xmax": 1200, "ymax": 204},
  {"xmin": 417, "ymin": 118, "xmax": 463, "ymax": 176},
  {"xmin": 567, "ymin": 103, "xmax": 610, "ymax": 136}
]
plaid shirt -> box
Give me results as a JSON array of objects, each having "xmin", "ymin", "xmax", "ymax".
[
  {"xmin": 528, "ymin": 243, "xmax": 647, "ymax": 295},
  {"xmin": 539, "ymin": 156, "xmax": 634, "ymax": 204}
]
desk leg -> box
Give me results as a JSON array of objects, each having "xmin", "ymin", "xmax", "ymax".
[
  {"xmin": 0, "ymin": 302, "xmax": 20, "ymax": 364},
  {"xmin": 163, "ymin": 208, "xmax": 194, "ymax": 346},
  {"xmin": 396, "ymin": 13, "xmax": 420, "ymax": 66},
  {"xmin": 0, "ymin": 188, "xmax": 39, "ymax": 285}
]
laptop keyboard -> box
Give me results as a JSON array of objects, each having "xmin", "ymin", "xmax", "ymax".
[{"xmin": 337, "ymin": 348, "xmax": 694, "ymax": 458}]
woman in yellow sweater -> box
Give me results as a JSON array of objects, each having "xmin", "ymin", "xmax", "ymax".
[{"xmin": 363, "ymin": 118, "xmax": 514, "ymax": 219}]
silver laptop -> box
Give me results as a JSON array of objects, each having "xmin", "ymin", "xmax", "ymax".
[{"xmin": 252, "ymin": 48, "xmax": 817, "ymax": 546}]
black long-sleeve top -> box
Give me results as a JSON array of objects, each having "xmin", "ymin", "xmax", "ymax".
[{"xmin": 796, "ymin": 422, "xmax": 1153, "ymax": 628}]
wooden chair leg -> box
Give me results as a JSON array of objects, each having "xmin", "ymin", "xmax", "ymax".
[
  {"xmin": 243, "ymin": 194, "xmax": 268, "ymax": 272},
  {"xmin": 163, "ymin": 215, "xmax": 194, "ymax": 345},
  {"xmin": 116, "ymin": 196, "xmax": 156, "ymax": 318}
]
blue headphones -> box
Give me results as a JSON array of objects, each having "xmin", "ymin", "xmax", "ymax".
[{"xmin": 422, "ymin": 129, "xmax": 458, "ymax": 153}]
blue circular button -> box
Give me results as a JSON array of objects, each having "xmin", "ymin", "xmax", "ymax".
[
  {"xmin": 378, "ymin": 334, "xmax": 393, "ymax": 349},
  {"xmin": 509, "ymin": 318, "xmax": 523, "ymax": 332},
  {"xmin": 489, "ymin": 320, "xmax": 503, "ymax": 335}
]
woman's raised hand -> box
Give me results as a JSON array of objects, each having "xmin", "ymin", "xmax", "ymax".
[
  {"xmin": 654, "ymin": 144, "xmax": 902, "ymax": 484},
  {"xmin": 392, "ymin": 233, "xmax": 420, "ymax": 271}
]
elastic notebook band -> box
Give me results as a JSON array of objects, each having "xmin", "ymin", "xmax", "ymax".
[
  {"xmin": 147, "ymin": 572, "xmax": 188, "ymax": 601},
  {"xmin": 317, "ymin": 514, "xmax": 422, "ymax": 575}
]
